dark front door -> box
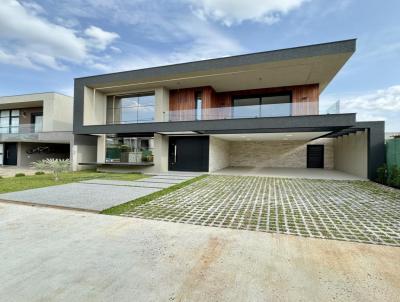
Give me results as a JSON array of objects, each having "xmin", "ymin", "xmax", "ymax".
[
  {"xmin": 4, "ymin": 143, "xmax": 17, "ymax": 165},
  {"xmin": 307, "ymin": 145, "xmax": 324, "ymax": 168},
  {"xmin": 169, "ymin": 136, "xmax": 209, "ymax": 172}
]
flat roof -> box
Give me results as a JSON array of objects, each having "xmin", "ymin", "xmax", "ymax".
[{"xmin": 75, "ymin": 39, "xmax": 356, "ymax": 94}]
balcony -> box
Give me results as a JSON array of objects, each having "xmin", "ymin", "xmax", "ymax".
[
  {"xmin": 164, "ymin": 101, "xmax": 327, "ymax": 122},
  {"xmin": 0, "ymin": 123, "xmax": 43, "ymax": 135}
]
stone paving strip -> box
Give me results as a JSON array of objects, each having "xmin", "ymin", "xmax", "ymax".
[
  {"xmin": 124, "ymin": 175, "xmax": 400, "ymax": 246},
  {"xmin": 81, "ymin": 179, "xmax": 172, "ymax": 189},
  {"xmin": 0, "ymin": 174, "xmax": 198, "ymax": 212}
]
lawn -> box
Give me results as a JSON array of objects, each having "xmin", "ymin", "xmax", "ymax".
[{"xmin": 0, "ymin": 170, "xmax": 147, "ymax": 194}]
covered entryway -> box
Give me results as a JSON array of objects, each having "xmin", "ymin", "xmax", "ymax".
[
  {"xmin": 168, "ymin": 136, "xmax": 209, "ymax": 172},
  {"xmin": 208, "ymin": 130, "xmax": 370, "ymax": 180}
]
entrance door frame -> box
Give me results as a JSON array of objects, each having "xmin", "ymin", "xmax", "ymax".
[
  {"xmin": 3, "ymin": 142, "xmax": 18, "ymax": 165},
  {"xmin": 168, "ymin": 136, "xmax": 209, "ymax": 172}
]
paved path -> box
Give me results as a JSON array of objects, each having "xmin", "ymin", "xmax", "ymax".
[
  {"xmin": 0, "ymin": 174, "xmax": 197, "ymax": 212},
  {"xmin": 126, "ymin": 175, "xmax": 400, "ymax": 246},
  {"xmin": 0, "ymin": 203, "xmax": 399, "ymax": 302}
]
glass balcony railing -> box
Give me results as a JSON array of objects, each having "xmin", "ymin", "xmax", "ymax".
[
  {"xmin": 163, "ymin": 101, "xmax": 327, "ymax": 122},
  {"xmin": 0, "ymin": 123, "xmax": 43, "ymax": 134}
]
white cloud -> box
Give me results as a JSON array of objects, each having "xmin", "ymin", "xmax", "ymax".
[
  {"xmin": 96, "ymin": 18, "xmax": 243, "ymax": 73},
  {"xmin": 341, "ymin": 85, "xmax": 400, "ymax": 112},
  {"xmin": 84, "ymin": 26, "xmax": 119, "ymax": 51},
  {"xmin": 0, "ymin": 0, "xmax": 119, "ymax": 70},
  {"xmin": 322, "ymin": 85, "xmax": 400, "ymax": 131},
  {"xmin": 185, "ymin": 0, "xmax": 310, "ymax": 26}
]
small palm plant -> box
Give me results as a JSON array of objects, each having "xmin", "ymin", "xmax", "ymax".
[{"xmin": 32, "ymin": 158, "xmax": 71, "ymax": 181}]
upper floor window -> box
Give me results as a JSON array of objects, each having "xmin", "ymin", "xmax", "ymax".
[
  {"xmin": 232, "ymin": 93, "xmax": 291, "ymax": 118},
  {"xmin": 0, "ymin": 109, "xmax": 19, "ymax": 134},
  {"xmin": 195, "ymin": 91, "xmax": 202, "ymax": 120},
  {"xmin": 106, "ymin": 92, "xmax": 155, "ymax": 124}
]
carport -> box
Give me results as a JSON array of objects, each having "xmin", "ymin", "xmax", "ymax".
[{"xmin": 204, "ymin": 119, "xmax": 385, "ymax": 180}]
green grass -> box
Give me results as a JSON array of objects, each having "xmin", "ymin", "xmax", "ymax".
[
  {"xmin": 101, "ymin": 175, "xmax": 208, "ymax": 215},
  {"xmin": 0, "ymin": 170, "xmax": 147, "ymax": 194}
]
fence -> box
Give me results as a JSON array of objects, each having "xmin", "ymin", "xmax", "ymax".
[{"xmin": 387, "ymin": 138, "xmax": 400, "ymax": 169}]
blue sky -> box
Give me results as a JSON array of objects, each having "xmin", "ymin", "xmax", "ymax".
[{"xmin": 1, "ymin": 0, "xmax": 399, "ymax": 131}]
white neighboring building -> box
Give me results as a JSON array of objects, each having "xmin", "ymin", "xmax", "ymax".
[{"xmin": 0, "ymin": 92, "xmax": 73, "ymax": 167}]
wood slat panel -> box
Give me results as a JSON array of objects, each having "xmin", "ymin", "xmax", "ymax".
[{"xmin": 169, "ymin": 88, "xmax": 196, "ymax": 121}]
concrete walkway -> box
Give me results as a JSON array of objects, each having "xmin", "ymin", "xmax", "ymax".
[
  {"xmin": 0, "ymin": 173, "xmax": 197, "ymax": 212},
  {"xmin": 0, "ymin": 166, "xmax": 48, "ymax": 178},
  {"xmin": 213, "ymin": 167, "xmax": 366, "ymax": 180},
  {"xmin": 0, "ymin": 203, "xmax": 399, "ymax": 302}
]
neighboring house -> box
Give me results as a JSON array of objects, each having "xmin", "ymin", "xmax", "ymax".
[
  {"xmin": 72, "ymin": 39, "xmax": 385, "ymax": 180},
  {"xmin": 0, "ymin": 92, "xmax": 73, "ymax": 167}
]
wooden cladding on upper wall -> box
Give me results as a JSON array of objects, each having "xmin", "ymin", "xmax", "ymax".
[
  {"xmin": 169, "ymin": 88, "xmax": 196, "ymax": 121},
  {"xmin": 169, "ymin": 84, "xmax": 319, "ymax": 121}
]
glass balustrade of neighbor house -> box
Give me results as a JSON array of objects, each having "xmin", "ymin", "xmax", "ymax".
[{"xmin": 0, "ymin": 123, "xmax": 43, "ymax": 134}]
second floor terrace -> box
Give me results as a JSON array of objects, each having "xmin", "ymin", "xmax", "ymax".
[{"xmin": 103, "ymin": 84, "xmax": 327, "ymax": 125}]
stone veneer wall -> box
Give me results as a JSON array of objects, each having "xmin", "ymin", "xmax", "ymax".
[
  {"xmin": 228, "ymin": 138, "xmax": 334, "ymax": 169},
  {"xmin": 209, "ymin": 137, "xmax": 230, "ymax": 172}
]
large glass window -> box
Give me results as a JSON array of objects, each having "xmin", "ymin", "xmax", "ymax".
[
  {"xmin": 232, "ymin": 94, "xmax": 291, "ymax": 118},
  {"xmin": 106, "ymin": 92, "xmax": 155, "ymax": 124},
  {"xmin": 0, "ymin": 109, "xmax": 19, "ymax": 134},
  {"xmin": 261, "ymin": 95, "xmax": 291, "ymax": 117},
  {"xmin": 105, "ymin": 135, "xmax": 154, "ymax": 164}
]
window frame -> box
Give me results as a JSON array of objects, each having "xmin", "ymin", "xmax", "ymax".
[
  {"xmin": 231, "ymin": 92, "xmax": 292, "ymax": 118},
  {"xmin": 106, "ymin": 91, "xmax": 155, "ymax": 124}
]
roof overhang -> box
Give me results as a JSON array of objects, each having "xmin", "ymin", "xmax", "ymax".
[{"xmin": 76, "ymin": 39, "xmax": 356, "ymax": 95}]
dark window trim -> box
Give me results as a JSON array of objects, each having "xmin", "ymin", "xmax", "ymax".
[
  {"xmin": 231, "ymin": 92, "xmax": 292, "ymax": 117},
  {"xmin": 30, "ymin": 112, "xmax": 43, "ymax": 124}
]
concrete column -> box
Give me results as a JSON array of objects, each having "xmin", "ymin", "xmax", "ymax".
[
  {"xmin": 153, "ymin": 133, "xmax": 168, "ymax": 172},
  {"xmin": 154, "ymin": 87, "xmax": 169, "ymax": 122},
  {"xmin": 97, "ymin": 135, "xmax": 106, "ymax": 163}
]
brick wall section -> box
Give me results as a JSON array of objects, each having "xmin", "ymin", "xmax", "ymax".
[{"xmin": 228, "ymin": 138, "xmax": 334, "ymax": 169}]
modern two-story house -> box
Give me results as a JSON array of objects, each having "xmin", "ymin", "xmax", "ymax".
[
  {"xmin": 72, "ymin": 39, "xmax": 385, "ymax": 180},
  {"xmin": 0, "ymin": 92, "xmax": 73, "ymax": 167}
]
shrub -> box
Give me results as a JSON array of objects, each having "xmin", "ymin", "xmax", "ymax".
[
  {"xmin": 376, "ymin": 164, "xmax": 388, "ymax": 185},
  {"xmin": 32, "ymin": 158, "xmax": 71, "ymax": 181},
  {"xmin": 15, "ymin": 173, "xmax": 25, "ymax": 177},
  {"xmin": 388, "ymin": 165, "xmax": 400, "ymax": 188},
  {"xmin": 35, "ymin": 171, "xmax": 45, "ymax": 175}
]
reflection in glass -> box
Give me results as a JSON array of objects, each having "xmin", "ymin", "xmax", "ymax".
[
  {"xmin": 106, "ymin": 93, "xmax": 155, "ymax": 124},
  {"xmin": 105, "ymin": 135, "xmax": 154, "ymax": 164}
]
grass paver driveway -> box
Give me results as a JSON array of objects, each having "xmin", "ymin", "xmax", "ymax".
[{"xmin": 123, "ymin": 175, "xmax": 400, "ymax": 246}]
